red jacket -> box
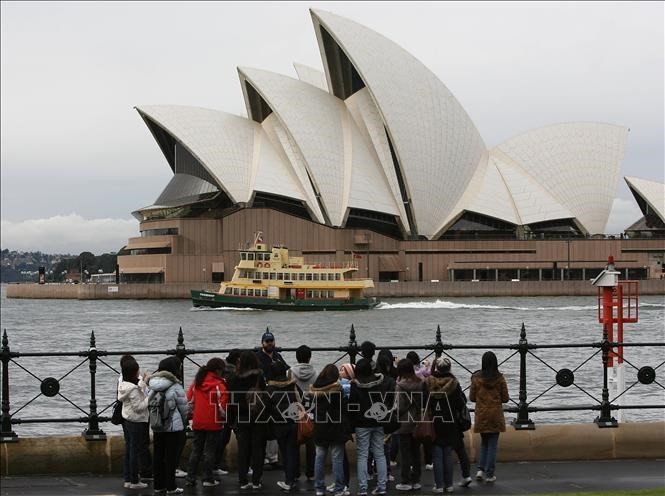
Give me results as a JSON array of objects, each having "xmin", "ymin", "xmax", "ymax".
[{"xmin": 187, "ymin": 372, "xmax": 229, "ymax": 431}]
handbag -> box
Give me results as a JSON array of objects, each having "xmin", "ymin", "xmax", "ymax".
[
  {"xmin": 413, "ymin": 410, "xmax": 435, "ymax": 443},
  {"xmin": 111, "ymin": 400, "xmax": 124, "ymax": 425},
  {"xmin": 297, "ymin": 409, "xmax": 314, "ymax": 444},
  {"xmin": 457, "ymin": 402, "xmax": 472, "ymax": 432}
]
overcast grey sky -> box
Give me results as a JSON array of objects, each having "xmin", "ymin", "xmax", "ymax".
[{"xmin": 1, "ymin": 1, "xmax": 663, "ymax": 254}]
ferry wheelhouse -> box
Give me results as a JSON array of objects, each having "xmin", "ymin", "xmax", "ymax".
[{"xmin": 191, "ymin": 233, "xmax": 379, "ymax": 310}]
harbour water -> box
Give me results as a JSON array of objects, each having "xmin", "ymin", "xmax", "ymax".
[{"xmin": 1, "ymin": 285, "xmax": 663, "ymax": 436}]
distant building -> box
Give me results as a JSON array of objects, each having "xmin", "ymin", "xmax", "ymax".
[{"xmin": 118, "ymin": 9, "xmax": 663, "ymax": 285}]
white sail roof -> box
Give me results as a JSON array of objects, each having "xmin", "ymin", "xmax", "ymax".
[
  {"xmin": 135, "ymin": 105, "xmax": 306, "ymax": 206},
  {"xmin": 238, "ymin": 67, "xmax": 399, "ymax": 226},
  {"xmin": 293, "ymin": 63, "xmax": 328, "ymax": 91},
  {"xmin": 625, "ymin": 176, "xmax": 665, "ymax": 223},
  {"xmin": 311, "ymin": 9, "xmax": 486, "ymax": 238},
  {"xmin": 497, "ymin": 123, "xmax": 628, "ymax": 234}
]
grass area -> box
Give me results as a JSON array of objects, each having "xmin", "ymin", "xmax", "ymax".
[{"xmin": 537, "ymin": 489, "xmax": 664, "ymax": 496}]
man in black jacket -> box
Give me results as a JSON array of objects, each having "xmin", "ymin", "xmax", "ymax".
[
  {"xmin": 255, "ymin": 330, "xmax": 289, "ymax": 469},
  {"xmin": 256, "ymin": 331, "xmax": 289, "ymax": 381}
]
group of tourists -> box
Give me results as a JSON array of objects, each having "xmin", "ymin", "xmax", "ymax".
[{"xmin": 116, "ymin": 331, "xmax": 509, "ymax": 495}]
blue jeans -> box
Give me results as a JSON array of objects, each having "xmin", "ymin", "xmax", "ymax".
[
  {"xmin": 478, "ymin": 432, "xmax": 500, "ymax": 477},
  {"xmin": 356, "ymin": 427, "xmax": 387, "ymax": 493},
  {"xmin": 432, "ymin": 444, "xmax": 454, "ymax": 489},
  {"xmin": 315, "ymin": 443, "xmax": 345, "ymax": 492}
]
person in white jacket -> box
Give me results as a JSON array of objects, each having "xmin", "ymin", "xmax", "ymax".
[{"xmin": 118, "ymin": 356, "xmax": 150, "ymax": 489}]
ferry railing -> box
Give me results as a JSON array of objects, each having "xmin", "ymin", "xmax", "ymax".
[{"xmin": 1, "ymin": 324, "xmax": 663, "ymax": 442}]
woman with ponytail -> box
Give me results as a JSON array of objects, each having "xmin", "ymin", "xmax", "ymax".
[{"xmin": 185, "ymin": 358, "xmax": 228, "ymax": 487}]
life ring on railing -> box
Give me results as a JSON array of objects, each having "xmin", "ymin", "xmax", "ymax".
[{"xmin": 256, "ymin": 262, "xmax": 263, "ymax": 268}]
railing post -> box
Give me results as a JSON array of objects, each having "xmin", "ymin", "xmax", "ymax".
[
  {"xmin": 512, "ymin": 323, "xmax": 535, "ymax": 430},
  {"xmin": 83, "ymin": 331, "xmax": 106, "ymax": 440},
  {"xmin": 175, "ymin": 326, "xmax": 186, "ymax": 384},
  {"xmin": 595, "ymin": 324, "xmax": 618, "ymax": 428},
  {"xmin": 347, "ymin": 324, "xmax": 358, "ymax": 365},
  {"xmin": 1, "ymin": 329, "xmax": 18, "ymax": 442},
  {"xmin": 434, "ymin": 324, "xmax": 444, "ymax": 358}
]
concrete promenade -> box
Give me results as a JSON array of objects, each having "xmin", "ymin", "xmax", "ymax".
[{"xmin": 2, "ymin": 459, "xmax": 664, "ymax": 495}]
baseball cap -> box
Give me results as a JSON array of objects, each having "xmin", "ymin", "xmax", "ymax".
[{"xmin": 262, "ymin": 331, "xmax": 275, "ymax": 342}]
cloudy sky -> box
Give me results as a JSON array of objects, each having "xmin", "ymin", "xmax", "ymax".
[{"xmin": 1, "ymin": 1, "xmax": 663, "ymax": 254}]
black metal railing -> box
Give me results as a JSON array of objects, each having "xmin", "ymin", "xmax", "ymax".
[{"xmin": 1, "ymin": 323, "xmax": 663, "ymax": 442}]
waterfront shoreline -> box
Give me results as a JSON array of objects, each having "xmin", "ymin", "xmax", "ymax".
[{"xmin": 6, "ymin": 279, "xmax": 665, "ymax": 299}]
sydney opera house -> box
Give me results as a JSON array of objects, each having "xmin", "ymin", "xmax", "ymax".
[{"xmin": 117, "ymin": 9, "xmax": 664, "ymax": 287}]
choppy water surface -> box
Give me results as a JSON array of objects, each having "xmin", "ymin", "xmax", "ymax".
[{"xmin": 1, "ymin": 285, "xmax": 663, "ymax": 436}]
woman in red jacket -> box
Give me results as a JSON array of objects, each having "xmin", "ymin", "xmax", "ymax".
[{"xmin": 185, "ymin": 358, "xmax": 228, "ymax": 487}]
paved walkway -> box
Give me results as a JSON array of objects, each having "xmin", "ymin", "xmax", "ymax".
[{"xmin": 2, "ymin": 460, "xmax": 664, "ymax": 496}]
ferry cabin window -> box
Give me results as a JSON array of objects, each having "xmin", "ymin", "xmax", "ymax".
[
  {"xmin": 224, "ymin": 288, "xmax": 232, "ymax": 295},
  {"xmin": 321, "ymin": 273, "xmax": 327, "ymax": 281},
  {"xmin": 270, "ymin": 272, "xmax": 277, "ymax": 280},
  {"xmin": 247, "ymin": 253, "xmax": 254, "ymax": 261},
  {"xmin": 233, "ymin": 288, "xmax": 240, "ymax": 296},
  {"xmin": 261, "ymin": 289, "xmax": 268, "ymax": 297},
  {"xmin": 306, "ymin": 290, "xmax": 313, "ymax": 298},
  {"xmin": 335, "ymin": 274, "xmax": 341, "ymax": 281},
  {"xmin": 329, "ymin": 290, "xmax": 336, "ymax": 298},
  {"xmin": 247, "ymin": 289, "xmax": 254, "ymax": 296},
  {"xmin": 241, "ymin": 253, "xmax": 247, "ymax": 260},
  {"xmin": 277, "ymin": 273, "xmax": 284, "ymax": 280},
  {"xmin": 313, "ymin": 290, "xmax": 320, "ymax": 298},
  {"xmin": 263, "ymin": 272, "xmax": 269, "ymax": 279},
  {"xmin": 313, "ymin": 273, "xmax": 320, "ymax": 281},
  {"xmin": 299, "ymin": 273, "xmax": 305, "ymax": 281},
  {"xmin": 240, "ymin": 288, "xmax": 247, "ymax": 296},
  {"xmin": 306, "ymin": 273, "xmax": 313, "ymax": 281}
]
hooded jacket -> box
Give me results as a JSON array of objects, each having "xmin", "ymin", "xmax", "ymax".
[
  {"xmin": 186, "ymin": 371, "xmax": 229, "ymax": 431},
  {"xmin": 469, "ymin": 372, "xmax": 509, "ymax": 433},
  {"xmin": 118, "ymin": 379, "xmax": 149, "ymax": 423},
  {"xmin": 266, "ymin": 376, "xmax": 301, "ymax": 425},
  {"xmin": 349, "ymin": 372, "xmax": 395, "ymax": 429},
  {"xmin": 425, "ymin": 374, "xmax": 466, "ymax": 446},
  {"xmin": 227, "ymin": 368, "xmax": 268, "ymax": 428},
  {"xmin": 395, "ymin": 376, "xmax": 424, "ymax": 434},
  {"xmin": 147, "ymin": 371, "xmax": 189, "ymax": 432},
  {"xmin": 288, "ymin": 363, "xmax": 317, "ymax": 398},
  {"xmin": 310, "ymin": 378, "xmax": 350, "ymax": 445}
]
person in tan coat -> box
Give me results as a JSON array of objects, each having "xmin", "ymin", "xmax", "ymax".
[{"xmin": 469, "ymin": 351, "xmax": 509, "ymax": 484}]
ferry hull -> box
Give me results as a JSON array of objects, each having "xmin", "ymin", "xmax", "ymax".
[{"xmin": 191, "ymin": 290, "xmax": 379, "ymax": 311}]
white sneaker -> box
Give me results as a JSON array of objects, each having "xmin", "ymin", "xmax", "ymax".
[
  {"xmin": 166, "ymin": 489, "xmax": 184, "ymax": 495},
  {"xmin": 395, "ymin": 483, "xmax": 412, "ymax": 491},
  {"xmin": 432, "ymin": 488, "xmax": 444, "ymax": 494},
  {"xmin": 388, "ymin": 474, "xmax": 395, "ymax": 482},
  {"xmin": 212, "ymin": 468, "xmax": 229, "ymax": 476},
  {"xmin": 371, "ymin": 488, "xmax": 386, "ymax": 495},
  {"xmin": 327, "ymin": 482, "xmax": 336, "ymax": 492},
  {"xmin": 123, "ymin": 482, "xmax": 131, "ymax": 488},
  {"xmin": 240, "ymin": 482, "xmax": 254, "ymax": 490},
  {"xmin": 252, "ymin": 483, "xmax": 263, "ymax": 489},
  {"xmin": 458, "ymin": 477, "xmax": 472, "ymax": 487},
  {"xmin": 389, "ymin": 460, "xmax": 398, "ymax": 467},
  {"xmin": 425, "ymin": 464, "xmax": 434, "ymax": 471},
  {"xmin": 277, "ymin": 481, "xmax": 293, "ymax": 491},
  {"xmin": 174, "ymin": 469, "xmax": 187, "ymax": 478},
  {"xmin": 202, "ymin": 480, "xmax": 220, "ymax": 487},
  {"xmin": 444, "ymin": 487, "xmax": 454, "ymax": 493},
  {"xmin": 316, "ymin": 492, "xmax": 325, "ymax": 496},
  {"xmin": 485, "ymin": 475, "xmax": 496, "ymax": 483},
  {"xmin": 412, "ymin": 483, "xmax": 422, "ymax": 490},
  {"xmin": 333, "ymin": 489, "xmax": 350, "ymax": 496},
  {"xmin": 475, "ymin": 470, "xmax": 485, "ymax": 481},
  {"xmin": 129, "ymin": 482, "xmax": 148, "ymax": 489}
]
